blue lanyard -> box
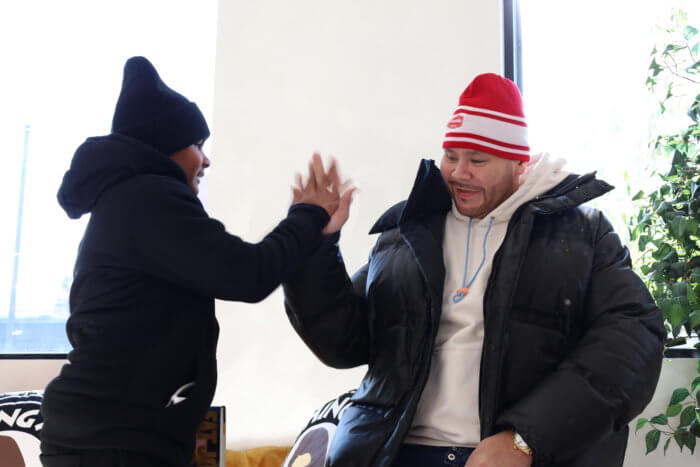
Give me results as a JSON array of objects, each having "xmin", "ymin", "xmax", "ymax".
[{"xmin": 452, "ymin": 217, "xmax": 494, "ymax": 304}]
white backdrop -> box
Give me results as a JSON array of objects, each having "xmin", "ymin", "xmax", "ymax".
[{"xmin": 209, "ymin": 0, "xmax": 503, "ymax": 448}]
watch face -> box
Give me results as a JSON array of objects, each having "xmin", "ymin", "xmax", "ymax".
[
  {"xmin": 513, "ymin": 432, "xmax": 532, "ymax": 454},
  {"xmin": 513, "ymin": 433, "xmax": 532, "ymax": 456}
]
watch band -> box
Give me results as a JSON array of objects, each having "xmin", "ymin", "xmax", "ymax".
[{"xmin": 513, "ymin": 431, "xmax": 533, "ymax": 456}]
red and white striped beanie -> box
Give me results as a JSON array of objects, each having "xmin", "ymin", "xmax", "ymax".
[{"xmin": 442, "ymin": 73, "xmax": 530, "ymax": 161}]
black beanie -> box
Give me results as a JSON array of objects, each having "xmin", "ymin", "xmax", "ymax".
[{"xmin": 111, "ymin": 56, "xmax": 210, "ymax": 155}]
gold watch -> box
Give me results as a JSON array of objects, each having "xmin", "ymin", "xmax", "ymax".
[{"xmin": 513, "ymin": 431, "xmax": 533, "ymax": 456}]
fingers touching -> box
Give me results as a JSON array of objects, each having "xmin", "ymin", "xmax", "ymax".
[{"xmin": 293, "ymin": 152, "xmax": 354, "ymax": 219}]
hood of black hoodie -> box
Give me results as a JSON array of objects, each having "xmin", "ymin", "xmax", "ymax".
[{"xmin": 57, "ymin": 133, "xmax": 189, "ymax": 219}]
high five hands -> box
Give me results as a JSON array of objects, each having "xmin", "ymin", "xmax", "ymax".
[{"xmin": 292, "ymin": 152, "xmax": 356, "ymax": 235}]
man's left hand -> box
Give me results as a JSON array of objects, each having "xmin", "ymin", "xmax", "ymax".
[{"xmin": 465, "ymin": 431, "xmax": 533, "ymax": 467}]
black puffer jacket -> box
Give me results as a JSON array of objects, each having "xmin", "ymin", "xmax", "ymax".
[
  {"xmin": 42, "ymin": 133, "xmax": 330, "ymax": 466},
  {"xmin": 284, "ymin": 159, "xmax": 664, "ymax": 467}
]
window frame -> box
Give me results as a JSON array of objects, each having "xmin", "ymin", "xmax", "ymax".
[
  {"xmin": 0, "ymin": 353, "xmax": 67, "ymax": 360},
  {"xmin": 503, "ymin": 0, "xmax": 523, "ymax": 91}
]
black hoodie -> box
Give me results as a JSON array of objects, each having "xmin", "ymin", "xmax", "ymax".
[{"xmin": 41, "ymin": 134, "xmax": 329, "ymax": 465}]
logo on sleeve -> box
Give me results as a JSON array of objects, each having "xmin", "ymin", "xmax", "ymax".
[{"xmin": 166, "ymin": 381, "xmax": 196, "ymax": 407}]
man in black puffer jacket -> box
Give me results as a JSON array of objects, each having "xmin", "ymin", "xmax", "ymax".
[
  {"xmin": 40, "ymin": 56, "xmax": 353, "ymax": 467},
  {"xmin": 283, "ymin": 74, "xmax": 664, "ymax": 467}
]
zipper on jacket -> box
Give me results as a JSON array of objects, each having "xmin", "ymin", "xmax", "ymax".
[
  {"xmin": 479, "ymin": 204, "xmax": 531, "ymax": 436},
  {"xmin": 385, "ymin": 229, "xmax": 443, "ymax": 466}
]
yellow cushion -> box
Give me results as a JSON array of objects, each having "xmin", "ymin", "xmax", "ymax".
[{"xmin": 226, "ymin": 446, "xmax": 292, "ymax": 467}]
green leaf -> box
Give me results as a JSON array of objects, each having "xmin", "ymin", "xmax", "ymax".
[
  {"xmin": 688, "ymin": 98, "xmax": 700, "ymax": 122},
  {"xmin": 658, "ymin": 297, "xmax": 673, "ymax": 315},
  {"xmin": 687, "ymin": 432, "xmax": 696, "ymax": 454},
  {"xmin": 680, "ymin": 405, "xmax": 695, "ymax": 427},
  {"xmin": 692, "ymin": 377, "xmax": 700, "ymax": 392},
  {"xmin": 667, "ymin": 403, "xmax": 683, "ymax": 417},
  {"xmin": 691, "ymin": 419, "xmax": 700, "ymax": 437},
  {"xmin": 687, "ymin": 219, "xmax": 699, "ymax": 236},
  {"xmin": 671, "ymin": 216, "xmax": 688, "ymax": 238},
  {"xmin": 632, "ymin": 189, "xmax": 645, "ymax": 201},
  {"xmin": 652, "ymin": 242, "xmax": 674, "ymax": 259},
  {"xmin": 671, "ymin": 282, "xmax": 688, "ymax": 299},
  {"xmin": 668, "ymin": 148, "xmax": 683, "ymax": 168},
  {"xmin": 664, "ymin": 436, "xmax": 672, "ymax": 454},
  {"xmin": 684, "ymin": 25, "xmax": 698, "ymax": 40},
  {"xmin": 650, "ymin": 57, "xmax": 663, "ymax": 77},
  {"xmin": 669, "ymin": 261, "xmax": 686, "ymax": 279},
  {"xmin": 669, "ymin": 304, "xmax": 687, "ymax": 328},
  {"xmin": 690, "ymin": 310, "xmax": 700, "ymax": 331},
  {"xmin": 689, "ymin": 60, "xmax": 700, "ymax": 74},
  {"xmin": 671, "ymin": 388, "xmax": 691, "ymax": 405},
  {"xmin": 663, "ymin": 44, "xmax": 685, "ymax": 56},
  {"xmin": 638, "ymin": 234, "xmax": 652, "ymax": 251},
  {"xmin": 651, "ymin": 414, "xmax": 669, "ymax": 425},
  {"xmin": 690, "ymin": 268, "xmax": 700, "ymax": 284},
  {"xmin": 675, "ymin": 430, "xmax": 685, "ymax": 451},
  {"xmin": 688, "ymin": 288, "xmax": 699, "ymax": 307},
  {"xmin": 646, "ymin": 429, "xmax": 661, "ymax": 454},
  {"xmin": 636, "ymin": 417, "xmax": 649, "ymax": 433},
  {"xmin": 675, "ymin": 429, "xmax": 696, "ymax": 454}
]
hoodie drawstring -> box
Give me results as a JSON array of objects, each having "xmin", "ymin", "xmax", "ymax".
[{"xmin": 452, "ymin": 217, "xmax": 494, "ymax": 303}]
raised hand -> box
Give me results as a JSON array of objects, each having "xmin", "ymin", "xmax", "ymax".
[
  {"xmin": 292, "ymin": 153, "xmax": 355, "ymax": 234},
  {"xmin": 322, "ymin": 178, "xmax": 355, "ymax": 235},
  {"xmin": 292, "ymin": 152, "xmax": 341, "ymax": 216}
]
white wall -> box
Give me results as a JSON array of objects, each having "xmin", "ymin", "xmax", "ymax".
[
  {"xmin": 209, "ymin": 0, "xmax": 503, "ymax": 448},
  {"xmin": 0, "ymin": 360, "xmax": 65, "ymax": 392}
]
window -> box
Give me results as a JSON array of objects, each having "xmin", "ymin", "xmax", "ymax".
[
  {"xmin": 516, "ymin": 0, "xmax": 699, "ymax": 237},
  {"xmin": 0, "ymin": 0, "xmax": 217, "ymax": 354}
]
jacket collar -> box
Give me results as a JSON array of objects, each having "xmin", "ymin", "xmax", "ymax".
[
  {"xmin": 370, "ymin": 159, "xmax": 451, "ymax": 234},
  {"xmin": 530, "ymin": 172, "xmax": 614, "ymax": 214},
  {"xmin": 369, "ymin": 160, "xmax": 614, "ymax": 234}
]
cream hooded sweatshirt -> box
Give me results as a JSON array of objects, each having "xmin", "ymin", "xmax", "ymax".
[{"xmin": 405, "ymin": 153, "xmax": 570, "ymax": 447}]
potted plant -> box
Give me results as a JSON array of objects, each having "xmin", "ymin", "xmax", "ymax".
[{"xmin": 628, "ymin": 9, "xmax": 700, "ymax": 456}]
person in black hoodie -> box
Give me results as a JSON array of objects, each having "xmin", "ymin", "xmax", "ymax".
[{"xmin": 39, "ymin": 56, "xmax": 354, "ymax": 467}]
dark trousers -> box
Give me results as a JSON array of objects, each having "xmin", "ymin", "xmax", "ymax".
[
  {"xmin": 40, "ymin": 443, "xmax": 190, "ymax": 467},
  {"xmin": 392, "ymin": 444, "xmax": 474, "ymax": 467}
]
